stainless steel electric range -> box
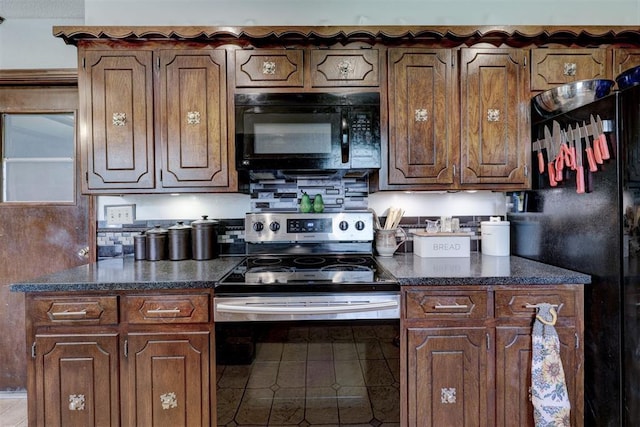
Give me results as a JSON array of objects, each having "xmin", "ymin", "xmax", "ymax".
[{"xmin": 214, "ymin": 211, "xmax": 400, "ymax": 321}]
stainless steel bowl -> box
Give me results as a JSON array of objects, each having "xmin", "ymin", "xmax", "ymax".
[{"xmin": 532, "ymin": 79, "xmax": 615, "ymax": 118}]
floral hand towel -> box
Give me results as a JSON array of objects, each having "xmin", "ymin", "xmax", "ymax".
[{"xmin": 531, "ymin": 303, "xmax": 571, "ymax": 427}]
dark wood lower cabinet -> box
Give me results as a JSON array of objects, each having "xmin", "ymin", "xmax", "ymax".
[
  {"xmin": 402, "ymin": 285, "xmax": 584, "ymax": 427},
  {"xmin": 495, "ymin": 326, "xmax": 581, "ymax": 427},
  {"xmin": 125, "ymin": 332, "xmax": 211, "ymax": 427},
  {"xmin": 34, "ymin": 333, "xmax": 120, "ymax": 427},
  {"xmin": 24, "ymin": 284, "xmax": 583, "ymax": 427},
  {"xmin": 25, "ymin": 291, "xmax": 214, "ymax": 427},
  {"xmin": 406, "ymin": 327, "xmax": 489, "ymax": 427}
]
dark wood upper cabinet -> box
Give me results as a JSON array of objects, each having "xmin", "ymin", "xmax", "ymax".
[
  {"xmin": 79, "ymin": 45, "xmax": 236, "ymax": 194},
  {"xmin": 158, "ymin": 49, "xmax": 230, "ymax": 189},
  {"xmin": 530, "ymin": 48, "xmax": 610, "ymax": 91},
  {"xmin": 386, "ymin": 48, "xmax": 456, "ymax": 188},
  {"xmin": 460, "ymin": 48, "xmax": 530, "ymax": 189},
  {"xmin": 234, "ymin": 49, "xmax": 304, "ymax": 87},
  {"xmin": 311, "ymin": 48, "xmax": 379, "ymax": 87},
  {"xmin": 80, "ymin": 50, "xmax": 155, "ymax": 191}
]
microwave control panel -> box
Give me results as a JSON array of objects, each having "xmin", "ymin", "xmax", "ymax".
[{"xmin": 349, "ymin": 110, "xmax": 380, "ymax": 168}]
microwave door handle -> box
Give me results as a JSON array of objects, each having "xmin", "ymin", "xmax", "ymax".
[{"xmin": 341, "ymin": 115, "xmax": 349, "ymax": 163}]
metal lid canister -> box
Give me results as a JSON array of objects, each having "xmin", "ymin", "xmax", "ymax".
[
  {"xmin": 191, "ymin": 215, "xmax": 218, "ymax": 260},
  {"xmin": 133, "ymin": 232, "xmax": 147, "ymax": 260},
  {"xmin": 145, "ymin": 225, "xmax": 168, "ymax": 261},
  {"xmin": 168, "ymin": 221, "xmax": 192, "ymax": 261}
]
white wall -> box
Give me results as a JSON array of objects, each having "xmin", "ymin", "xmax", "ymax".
[{"xmin": 2, "ymin": 0, "xmax": 639, "ymax": 69}]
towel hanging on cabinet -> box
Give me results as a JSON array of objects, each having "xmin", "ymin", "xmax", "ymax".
[{"xmin": 531, "ymin": 303, "xmax": 571, "ymax": 427}]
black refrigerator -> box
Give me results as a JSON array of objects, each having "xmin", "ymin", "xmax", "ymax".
[{"xmin": 510, "ymin": 84, "xmax": 640, "ymax": 427}]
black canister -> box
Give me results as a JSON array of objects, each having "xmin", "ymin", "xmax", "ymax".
[
  {"xmin": 191, "ymin": 215, "xmax": 218, "ymax": 260},
  {"xmin": 134, "ymin": 232, "xmax": 147, "ymax": 260},
  {"xmin": 145, "ymin": 225, "xmax": 168, "ymax": 261},
  {"xmin": 168, "ymin": 221, "xmax": 192, "ymax": 261}
]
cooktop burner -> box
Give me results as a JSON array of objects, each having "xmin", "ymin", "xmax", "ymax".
[{"xmin": 216, "ymin": 253, "xmax": 398, "ymax": 294}]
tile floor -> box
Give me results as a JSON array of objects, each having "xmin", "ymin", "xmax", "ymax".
[
  {"xmin": 0, "ymin": 392, "xmax": 28, "ymax": 427},
  {"xmin": 216, "ymin": 322, "xmax": 401, "ymax": 427}
]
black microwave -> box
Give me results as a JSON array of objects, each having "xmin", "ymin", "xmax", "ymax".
[{"xmin": 235, "ymin": 92, "xmax": 381, "ymax": 172}]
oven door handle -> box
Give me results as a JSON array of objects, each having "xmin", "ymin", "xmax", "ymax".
[{"xmin": 215, "ymin": 300, "xmax": 398, "ymax": 315}]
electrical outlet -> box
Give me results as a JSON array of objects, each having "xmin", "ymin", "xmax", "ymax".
[{"xmin": 105, "ymin": 204, "xmax": 135, "ymax": 225}]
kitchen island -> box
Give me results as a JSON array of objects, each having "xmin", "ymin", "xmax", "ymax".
[{"xmin": 11, "ymin": 254, "xmax": 588, "ymax": 427}]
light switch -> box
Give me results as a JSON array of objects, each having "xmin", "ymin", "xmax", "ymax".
[{"xmin": 105, "ymin": 204, "xmax": 135, "ymax": 225}]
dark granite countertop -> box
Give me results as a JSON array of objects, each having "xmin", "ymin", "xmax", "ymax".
[
  {"xmin": 10, "ymin": 252, "xmax": 590, "ymax": 293},
  {"xmin": 9, "ymin": 256, "xmax": 243, "ymax": 292},
  {"xmin": 377, "ymin": 252, "xmax": 591, "ymax": 286}
]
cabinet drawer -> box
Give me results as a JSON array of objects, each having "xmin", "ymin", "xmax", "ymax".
[
  {"xmin": 235, "ymin": 49, "xmax": 304, "ymax": 87},
  {"xmin": 30, "ymin": 296, "xmax": 118, "ymax": 326},
  {"xmin": 311, "ymin": 49, "xmax": 379, "ymax": 87},
  {"xmin": 124, "ymin": 294, "xmax": 210, "ymax": 324},
  {"xmin": 495, "ymin": 289, "xmax": 576, "ymax": 319},
  {"xmin": 531, "ymin": 48, "xmax": 610, "ymax": 91},
  {"xmin": 404, "ymin": 290, "xmax": 488, "ymax": 320}
]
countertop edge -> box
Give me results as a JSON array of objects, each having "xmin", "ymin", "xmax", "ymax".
[{"xmin": 9, "ymin": 254, "xmax": 591, "ymax": 293}]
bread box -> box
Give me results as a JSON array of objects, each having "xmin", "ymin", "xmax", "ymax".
[{"xmin": 413, "ymin": 231, "xmax": 472, "ymax": 258}]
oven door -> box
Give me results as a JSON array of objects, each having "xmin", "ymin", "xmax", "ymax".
[{"xmin": 214, "ymin": 292, "xmax": 400, "ymax": 322}]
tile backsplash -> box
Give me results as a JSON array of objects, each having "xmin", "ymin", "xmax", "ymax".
[{"xmin": 95, "ymin": 177, "xmax": 508, "ymax": 259}]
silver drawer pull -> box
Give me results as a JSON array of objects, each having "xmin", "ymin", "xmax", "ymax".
[
  {"xmin": 524, "ymin": 303, "xmax": 563, "ymax": 309},
  {"xmin": 51, "ymin": 309, "xmax": 87, "ymax": 317},
  {"xmin": 146, "ymin": 308, "xmax": 181, "ymax": 315},
  {"xmin": 434, "ymin": 303, "xmax": 469, "ymax": 309}
]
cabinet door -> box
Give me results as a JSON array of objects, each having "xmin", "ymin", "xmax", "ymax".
[
  {"xmin": 125, "ymin": 331, "xmax": 211, "ymax": 427},
  {"xmin": 613, "ymin": 48, "xmax": 640, "ymax": 75},
  {"xmin": 386, "ymin": 48, "xmax": 456, "ymax": 188},
  {"xmin": 80, "ymin": 50, "xmax": 155, "ymax": 191},
  {"xmin": 311, "ymin": 49, "xmax": 379, "ymax": 86},
  {"xmin": 34, "ymin": 333, "xmax": 120, "ymax": 427},
  {"xmin": 406, "ymin": 327, "xmax": 489, "ymax": 427},
  {"xmin": 531, "ymin": 48, "xmax": 610, "ymax": 91},
  {"xmin": 495, "ymin": 326, "xmax": 581, "ymax": 427},
  {"xmin": 460, "ymin": 48, "xmax": 529, "ymax": 188},
  {"xmin": 158, "ymin": 49, "xmax": 232, "ymax": 189},
  {"xmin": 235, "ymin": 49, "xmax": 304, "ymax": 87}
]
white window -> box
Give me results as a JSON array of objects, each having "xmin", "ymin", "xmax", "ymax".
[{"xmin": 1, "ymin": 113, "xmax": 75, "ymax": 202}]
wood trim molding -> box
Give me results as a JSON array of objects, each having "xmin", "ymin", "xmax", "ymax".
[
  {"xmin": 0, "ymin": 69, "xmax": 77, "ymax": 86},
  {"xmin": 52, "ymin": 25, "xmax": 640, "ymax": 47}
]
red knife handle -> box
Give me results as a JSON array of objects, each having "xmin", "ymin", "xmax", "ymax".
[
  {"xmin": 548, "ymin": 162, "xmax": 557, "ymax": 187},
  {"xmin": 570, "ymin": 146, "xmax": 577, "ymax": 170},
  {"xmin": 563, "ymin": 146, "xmax": 572, "ymax": 168},
  {"xmin": 599, "ymin": 134, "xmax": 610, "ymax": 160},
  {"xmin": 537, "ymin": 151, "xmax": 545, "ymax": 174},
  {"xmin": 576, "ymin": 166, "xmax": 585, "ymax": 194},
  {"xmin": 555, "ymin": 154, "xmax": 564, "ymax": 181},
  {"xmin": 586, "ymin": 147, "xmax": 598, "ymax": 172},
  {"xmin": 593, "ymin": 139, "xmax": 603, "ymax": 164}
]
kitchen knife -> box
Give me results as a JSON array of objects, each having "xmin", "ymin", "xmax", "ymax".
[
  {"xmin": 534, "ymin": 137, "xmax": 545, "ymax": 174},
  {"xmin": 586, "ymin": 119, "xmax": 603, "ymax": 164},
  {"xmin": 562, "ymin": 128, "xmax": 575, "ymax": 170},
  {"xmin": 594, "ymin": 114, "xmax": 611, "ymax": 160},
  {"xmin": 579, "ymin": 122, "xmax": 602, "ymax": 172},
  {"xmin": 581, "ymin": 121, "xmax": 598, "ymax": 172},
  {"xmin": 566, "ymin": 126, "xmax": 577, "ymax": 171},
  {"xmin": 544, "ymin": 125, "xmax": 557, "ymax": 186},
  {"xmin": 552, "ymin": 121, "xmax": 564, "ymax": 182},
  {"xmin": 574, "ymin": 125, "xmax": 585, "ymax": 194}
]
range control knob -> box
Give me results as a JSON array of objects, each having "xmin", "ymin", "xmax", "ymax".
[
  {"xmin": 269, "ymin": 221, "xmax": 280, "ymax": 232},
  {"xmin": 339, "ymin": 220, "xmax": 349, "ymax": 231},
  {"xmin": 253, "ymin": 222, "xmax": 264, "ymax": 232},
  {"xmin": 355, "ymin": 220, "xmax": 366, "ymax": 231}
]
